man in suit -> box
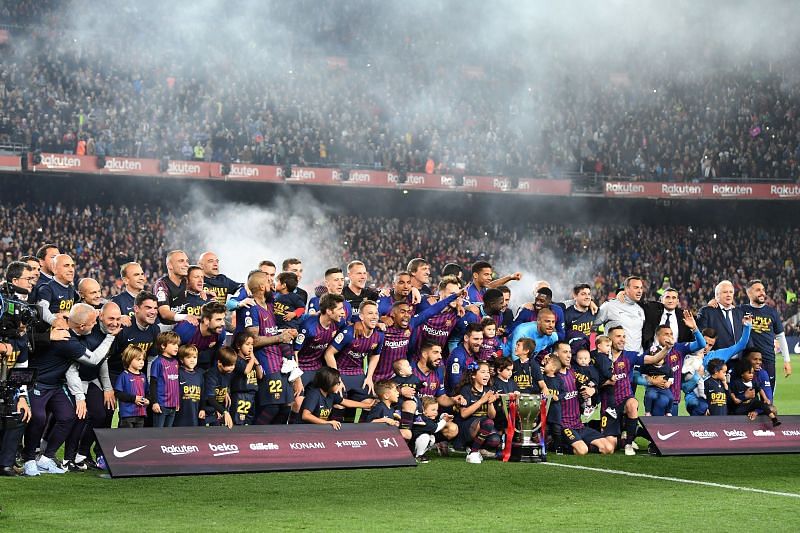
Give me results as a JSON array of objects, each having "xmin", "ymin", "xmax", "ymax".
[
  {"xmin": 696, "ymin": 280, "xmax": 744, "ymax": 352},
  {"xmin": 641, "ymin": 287, "xmax": 695, "ymax": 351}
]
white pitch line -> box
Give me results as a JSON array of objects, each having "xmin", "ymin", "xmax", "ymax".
[{"xmin": 542, "ymin": 462, "xmax": 800, "ymax": 499}]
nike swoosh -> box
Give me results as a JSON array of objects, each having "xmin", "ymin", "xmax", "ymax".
[
  {"xmin": 794, "ymin": 342, "xmax": 800, "ymax": 353},
  {"xmin": 113, "ymin": 444, "xmax": 147, "ymax": 458},
  {"xmin": 657, "ymin": 430, "xmax": 680, "ymax": 441}
]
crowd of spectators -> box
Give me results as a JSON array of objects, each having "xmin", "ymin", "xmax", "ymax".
[
  {"xmin": 1, "ymin": 1, "xmax": 799, "ymax": 182},
  {"xmin": 1, "ymin": 202, "xmax": 798, "ymax": 334}
]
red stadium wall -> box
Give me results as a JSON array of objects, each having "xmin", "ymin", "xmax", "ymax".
[{"xmin": 20, "ymin": 152, "xmax": 800, "ymax": 199}]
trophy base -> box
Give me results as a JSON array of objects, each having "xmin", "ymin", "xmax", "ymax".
[{"xmin": 509, "ymin": 444, "xmax": 546, "ymax": 463}]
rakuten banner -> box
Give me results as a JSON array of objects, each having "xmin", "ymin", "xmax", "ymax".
[
  {"xmin": 95, "ymin": 424, "xmax": 415, "ymax": 477},
  {"xmin": 641, "ymin": 416, "xmax": 800, "ymax": 456},
  {"xmin": 605, "ymin": 181, "xmax": 800, "ymax": 200}
]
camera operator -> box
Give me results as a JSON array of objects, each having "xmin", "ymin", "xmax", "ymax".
[
  {"xmin": 0, "ymin": 261, "xmax": 38, "ymax": 476},
  {"xmin": 22, "ymin": 303, "xmax": 118, "ymax": 476}
]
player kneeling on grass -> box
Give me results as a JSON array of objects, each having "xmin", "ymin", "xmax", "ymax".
[
  {"xmin": 454, "ymin": 361, "xmax": 502, "ymax": 464},
  {"xmin": 204, "ymin": 347, "xmax": 237, "ymax": 428},
  {"xmin": 301, "ymin": 367, "xmax": 376, "ymax": 430},
  {"xmin": 729, "ymin": 360, "xmax": 781, "ymax": 427},
  {"xmin": 555, "ymin": 341, "xmax": 616, "ymax": 456}
]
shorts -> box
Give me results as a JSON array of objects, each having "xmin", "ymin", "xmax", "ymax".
[
  {"xmin": 562, "ymin": 426, "xmax": 603, "ymax": 446},
  {"xmin": 454, "ymin": 417, "xmax": 483, "ymax": 449},
  {"xmin": 301, "ymin": 369, "xmax": 318, "ymax": 388},
  {"xmin": 599, "ymin": 410, "xmax": 621, "ymax": 437},
  {"xmin": 257, "ymin": 371, "xmax": 292, "ymax": 406},
  {"xmin": 231, "ymin": 391, "xmax": 257, "ymax": 425},
  {"xmin": 340, "ymin": 373, "xmax": 372, "ymax": 401}
]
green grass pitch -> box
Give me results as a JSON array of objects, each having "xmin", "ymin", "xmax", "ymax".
[{"xmin": 2, "ymin": 363, "xmax": 799, "ymax": 532}]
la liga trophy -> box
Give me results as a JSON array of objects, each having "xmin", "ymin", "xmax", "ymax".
[{"xmin": 499, "ymin": 392, "xmax": 549, "ymax": 462}]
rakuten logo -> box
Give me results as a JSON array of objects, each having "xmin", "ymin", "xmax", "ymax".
[
  {"xmin": 770, "ymin": 185, "xmax": 800, "ymax": 198},
  {"xmin": 161, "ymin": 444, "xmax": 200, "ymax": 456},
  {"xmin": 605, "ymin": 182, "xmax": 644, "ymax": 194},
  {"xmin": 711, "ymin": 184, "xmax": 752, "ymax": 197},
  {"xmin": 208, "ymin": 442, "xmax": 240, "ymax": 456},
  {"xmin": 283, "ymin": 168, "xmax": 316, "ymax": 180},
  {"xmin": 690, "ymin": 430, "xmax": 718, "ymax": 440},
  {"xmin": 661, "ymin": 183, "xmax": 702, "ymax": 196},
  {"xmin": 229, "ymin": 165, "xmax": 259, "ymax": 178},
  {"xmin": 168, "ymin": 161, "xmax": 201, "ymax": 175},
  {"xmin": 105, "ymin": 158, "xmax": 142, "ymax": 172},
  {"xmin": 348, "ymin": 171, "xmax": 371, "ymax": 183},
  {"xmin": 40, "ymin": 154, "xmax": 81, "ymax": 169}
]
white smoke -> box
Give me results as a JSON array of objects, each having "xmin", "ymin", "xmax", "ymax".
[{"xmin": 171, "ymin": 188, "xmax": 340, "ymax": 287}]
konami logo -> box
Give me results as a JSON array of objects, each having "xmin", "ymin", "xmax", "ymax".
[{"xmin": 289, "ymin": 442, "xmax": 326, "ymax": 450}]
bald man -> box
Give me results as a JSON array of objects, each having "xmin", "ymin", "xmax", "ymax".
[
  {"xmin": 198, "ymin": 251, "xmax": 242, "ymax": 306},
  {"xmin": 78, "ymin": 278, "xmax": 105, "ymax": 309},
  {"xmin": 153, "ymin": 250, "xmax": 193, "ymax": 329},
  {"xmin": 37, "ymin": 254, "xmax": 79, "ymax": 325}
]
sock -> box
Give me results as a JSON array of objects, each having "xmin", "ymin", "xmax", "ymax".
[
  {"xmin": 414, "ymin": 434, "xmax": 433, "ymax": 456},
  {"xmin": 470, "ymin": 419, "xmax": 496, "ymax": 453},
  {"xmin": 624, "ymin": 416, "xmax": 638, "ymax": 445}
]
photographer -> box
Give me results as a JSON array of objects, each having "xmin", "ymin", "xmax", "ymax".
[{"xmin": 0, "ymin": 262, "xmax": 38, "ymax": 476}]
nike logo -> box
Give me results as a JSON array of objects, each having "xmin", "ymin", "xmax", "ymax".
[
  {"xmin": 794, "ymin": 342, "xmax": 800, "ymax": 354},
  {"xmin": 657, "ymin": 430, "xmax": 680, "ymax": 441},
  {"xmin": 127, "ymin": 338, "xmax": 135, "ymax": 342},
  {"xmin": 113, "ymin": 444, "xmax": 147, "ymax": 458}
]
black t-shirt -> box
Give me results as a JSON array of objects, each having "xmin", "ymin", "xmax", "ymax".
[
  {"xmin": 704, "ymin": 378, "xmax": 728, "ymax": 416},
  {"xmin": 301, "ymin": 387, "xmax": 343, "ymax": 421},
  {"xmin": 342, "ymin": 285, "xmax": 380, "ymax": 313}
]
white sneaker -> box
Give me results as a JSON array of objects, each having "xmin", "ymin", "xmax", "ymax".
[
  {"xmin": 624, "ymin": 444, "xmax": 636, "ymax": 456},
  {"xmin": 288, "ymin": 367, "xmax": 304, "ymax": 383},
  {"xmin": 36, "ymin": 456, "xmax": 66, "ymax": 474},
  {"xmin": 631, "ymin": 441, "xmax": 640, "ymax": 451},
  {"xmin": 23, "ymin": 460, "xmax": 40, "ymax": 477},
  {"xmin": 479, "ymin": 449, "xmax": 496, "ymax": 459},
  {"xmin": 465, "ymin": 451, "xmax": 483, "ymax": 464},
  {"xmin": 281, "ymin": 358, "xmax": 298, "ymax": 374},
  {"xmin": 75, "ymin": 453, "xmax": 88, "ymax": 464}
]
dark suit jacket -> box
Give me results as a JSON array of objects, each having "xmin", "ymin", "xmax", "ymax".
[
  {"xmin": 696, "ymin": 305, "xmax": 745, "ymax": 350},
  {"xmin": 641, "ymin": 301, "xmax": 694, "ymax": 351}
]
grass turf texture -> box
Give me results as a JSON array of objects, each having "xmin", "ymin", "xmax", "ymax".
[{"xmin": 2, "ymin": 365, "xmax": 800, "ymax": 532}]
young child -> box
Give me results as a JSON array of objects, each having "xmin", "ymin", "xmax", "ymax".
[
  {"xmin": 542, "ymin": 356, "xmax": 564, "ymax": 452},
  {"xmin": 594, "ymin": 335, "xmax": 612, "ymax": 358},
  {"xmin": 274, "ymin": 271, "xmax": 306, "ymax": 330},
  {"xmin": 491, "ymin": 357, "xmax": 519, "ymax": 435},
  {"xmin": 411, "ymin": 396, "xmax": 453, "ymax": 463},
  {"xmin": 493, "ymin": 357, "xmax": 519, "ymax": 394},
  {"xmin": 729, "ymin": 360, "xmax": 780, "ymax": 426},
  {"xmin": 149, "ymin": 331, "xmax": 181, "ymax": 428},
  {"xmin": 573, "ymin": 348, "xmax": 600, "ymax": 418},
  {"xmin": 300, "ymin": 367, "xmax": 375, "ymax": 429},
  {"xmin": 703, "ymin": 358, "xmax": 729, "ymax": 416},
  {"xmin": 204, "ymin": 346, "xmax": 238, "ymax": 428},
  {"xmin": 477, "ymin": 317, "xmax": 502, "ymax": 362},
  {"xmin": 392, "ymin": 358, "xmax": 423, "ymax": 399},
  {"xmin": 512, "ymin": 338, "xmax": 549, "ymax": 396},
  {"xmin": 455, "ymin": 361, "xmax": 501, "ymax": 464},
  {"xmin": 367, "ymin": 380, "xmax": 405, "ymax": 429},
  {"xmin": 230, "ymin": 331, "xmax": 263, "ymax": 425},
  {"xmin": 174, "ymin": 344, "xmax": 205, "ymax": 427},
  {"xmin": 114, "ymin": 345, "xmax": 150, "ymax": 428},
  {"xmin": 744, "ymin": 349, "xmax": 774, "ymax": 403},
  {"xmin": 641, "ymin": 350, "xmax": 674, "ymax": 416}
]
